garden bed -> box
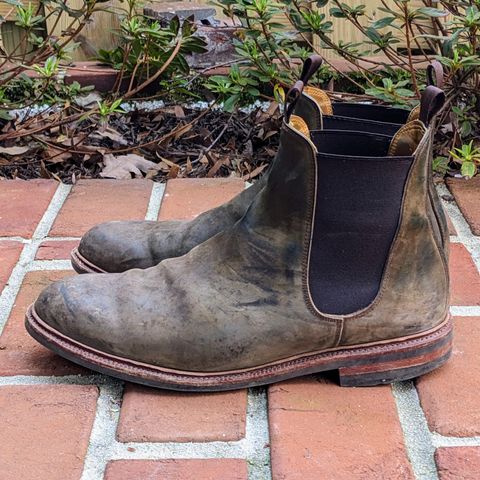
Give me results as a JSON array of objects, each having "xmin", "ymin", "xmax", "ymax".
[{"xmin": 0, "ymin": 103, "xmax": 282, "ymax": 183}]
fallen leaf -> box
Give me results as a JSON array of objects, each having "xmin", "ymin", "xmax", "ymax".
[
  {"xmin": 44, "ymin": 146, "xmax": 71, "ymax": 163},
  {"xmin": 174, "ymin": 106, "xmax": 185, "ymax": 118},
  {"xmin": 0, "ymin": 145, "xmax": 30, "ymax": 156},
  {"xmin": 92, "ymin": 129, "xmax": 128, "ymax": 146},
  {"xmin": 241, "ymin": 164, "xmax": 267, "ymax": 181},
  {"xmin": 207, "ymin": 156, "xmax": 227, "ymax": 177},
  {"xmin": 167, "ymin": 164, "xmax": 180, "ymax": 178},
  {"xmin": 100, "ymin": 153, "xmax": 161, "ymax": 180}
]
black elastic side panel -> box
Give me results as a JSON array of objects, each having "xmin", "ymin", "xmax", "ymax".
[
  {"xmin": 309, "ymin": 132, "xmax": 414, "ymax": 315},
  {"xmin": 322, "ymin": 115, "xmax": 402, "ymax": 137},
  {"xmin": 332, "ymin": 103, "xmax": 411, "ymax": 125},
  {"xmin": 311, "ymin": 130, "xmax": 392, "ymax": 157}
]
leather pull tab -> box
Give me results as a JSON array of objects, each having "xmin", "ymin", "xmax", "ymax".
[
  {"xmin": 426, "ymin": 60, "xmax": 445, "ymax": 89},
  {"xmin": 419, "ymin": 86, "xmax": 445, "ymax": 126},
  {"xmin": 285, "ymin": 55, "xmax": 324, "ymax": 120},
  {"xmin": 300, "ymin": 55, "xmax": 324, "ymax": 85}
]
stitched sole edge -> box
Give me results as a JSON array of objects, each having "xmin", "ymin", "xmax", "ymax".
[{"xmin": 25, "ymin": 305, "xmax": 453, "ymax": 392}]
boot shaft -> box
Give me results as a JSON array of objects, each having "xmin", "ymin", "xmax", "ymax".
[{"xmin": 248, "ymin": 85, "xmax": 449, "ymax": 342}]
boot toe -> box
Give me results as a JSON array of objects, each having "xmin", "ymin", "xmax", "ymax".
[
  {"xmin": 78, "ymin": 221, "xmax": 157, "ymax": 273},
  {"xmin": 33, "ymin": 274, "xmax": 117, "ymax": 353}
]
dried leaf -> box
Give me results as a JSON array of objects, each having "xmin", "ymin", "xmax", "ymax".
[
  {"xmin": 167, "ymin": 164, "xmax": 180, "ymax": 179},
  {"xmin": 207, "ymin": 156, "xmax": 227, "ymax": 178},
  {"xmin": 44, "ymin": 146, "xmax": 71, "ymax": 164},
  {"xmin": 173, "ymin": 123, "xmax": 193, "ymax": 140},
  {"xmin": 0, "ymin": 145, "xmax": 30, "ymax": 156},
  {"xmin": 174, "ymin": 106, "xmax": 185, "ymax": 118},
  {"xmin": 92, "ymin": 129, "xmax": 128, "ymax": 146},
  {"xmin": 241, "ymin": 164, "xmax": 267, "ymax": 181},
  {"xmin": 100, "ymin": 153, "xmax": 160, "ymax": 180}
]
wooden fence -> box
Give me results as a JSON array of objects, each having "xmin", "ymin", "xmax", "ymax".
[{"xmin": 0, "ymin": 0, "xmax": 442, "ymax": 62}]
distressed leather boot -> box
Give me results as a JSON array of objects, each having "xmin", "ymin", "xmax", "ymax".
[
  {"xmin": 73, "ymin": 60, "xmax": 448, "ymax": 275},
  {"xmin": 26, "ymin": 85, "xmax": 452, "ymax": 391}
]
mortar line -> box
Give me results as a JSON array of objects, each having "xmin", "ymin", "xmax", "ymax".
[
  {"xmin": 0, "ymin": 236, "xmax": 80, "ymax": 242},
  {"xmin": 0, "ymin": 374, "xmax": 110, "ymax": 386},
  {"xmin": 449, "ymin": 306, "xmax": 480, "ymax": 317},
  {"xmin": 431, "ymin": 433, "xmax": 480, "ymax": 448},
  {"xmin": 81, "ymin": 379, "xmax": 124, "ymax": 480},
  {"xmin": 39, "ymin": 236, "xmax": 81, "ymax": 242},
  {"xmin": 392, "ymin": 381, "xmax": 438, "ymax": 480},
  {"xmin": 0, "ymin": 183, "xmax": 71, "ymax": 336},
  {"xmin": 0, "ymin": 237, "xmax": 30, "ymax": 243},
  {"xmin": 144, "ymin": 182, "xmax": 166, "ymax": 221},
  {"xmin": 30, "ymin": 260, "xmax": 74, "ymax": 271}
]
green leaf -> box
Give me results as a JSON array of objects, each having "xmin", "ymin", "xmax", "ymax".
[
  {"xmin": 461, "ymin": 161, "xmax": 477, "ymax": 179},
  {"xmin": 417, "ymin": 7, "xmax": 448, "ymax": 18},
  {"xmin": 371, "ymin": 16, "xmax": 395, "ymax": 29}
]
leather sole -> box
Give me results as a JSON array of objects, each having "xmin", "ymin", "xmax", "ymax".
[
  {"xmin": 25, "ymin": 305, "xmax": 452, "ymax": 392},
  {"xmin": 71, "ymin": 248, "xmax": 106, "ymax": 274}
]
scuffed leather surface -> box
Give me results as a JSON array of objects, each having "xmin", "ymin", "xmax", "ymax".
[
  {"xmin": 35, "ymin": 125, "xmax": 340, "ymax": 371},
  {"xmin": 339, "ymin": 128, "xmax": 450, "ymax": 344},
  {"xmin": 78, "ymin": 94, "xmax": 322, "ymax": 273}
]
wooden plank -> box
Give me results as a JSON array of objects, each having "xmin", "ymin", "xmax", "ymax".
[{"xmin": 45, "ymin": 0, "xmax": 122, "ymax": 61}]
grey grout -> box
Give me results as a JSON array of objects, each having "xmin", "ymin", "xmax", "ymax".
[
  {"xmin": 81, "ymin": 379, "xmax": 125, "ymax": 480},
  {"xmin": 431, "ymin": 433, "xmax": 480, "ymax": 448},
  {"xmin": 144, "ymin": 183, "xmax": 166, "ymax": 221},
  {"xmin": 0, "ymin": 374, "xmax": 110, "ymax": 386},
  {"xmin": 30, "ymin": 259, "xmax": 74, "ymax": 271},
  {"xmin": 450, "ymin": 306, "xmax": 480, "ymax": 317},
  {"xmin": 392, "ymin": 382, "xmax": 438, "ymax": 480},
  {"xmin": 0, "ymin": 236, "xmax": 30, "ymax": 243}
]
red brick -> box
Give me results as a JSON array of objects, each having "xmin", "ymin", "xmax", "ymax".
[
  {"xmin": 117, "ymin": 384, "xmax": 247, "ymax": 442},
  {"xmin": 0, "ymin": 385, "xmax": 98, "ymax": 480},
  {"xmin": 416, "ymin": 317, "xmax": 480, "ymax": 437},
  {"xmin": 159, "ymin": 178, "xmax": 245, "ymax": 220},
  {"xmin": 449, "ymin": 244, "xmax": 480, "ymax": 306},
  {"xmin": 105, "ymin": 459, "xmax": 248, "ymax": 480},
  {"xmin": 36, "ymin": 240, "xmax": 80, "ymax": 260},
  {"xmin": 447, "ymin": 177, "xmax": 480, "ymax": 235},
  {"xmin": 0, "ymin": 241, "xmax": 23, "ymax": 287},
  {"xmin": 0, "ymin": 179, "xmax": 57, "ymax": 237},
  {"xmin": 50, "ymin": 179, "xmax": 152, "ymax": 236},
  {"xmin": 436, "ymin": 447, "xmax": 480, "ymax": 480},
  {"xmin": 269, "ymin": 378, "xmax": 414, "ymax": 480},
  {"xmin": 0, "ymin": 271, "xmax": 85, "ymax": 376}
]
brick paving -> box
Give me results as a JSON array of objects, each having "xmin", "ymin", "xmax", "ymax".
[{"xmin": 0, "ymin": 177, "xmax": 478, "ymax": 480}]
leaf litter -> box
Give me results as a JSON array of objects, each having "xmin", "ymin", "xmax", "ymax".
[{"xmin": 0, "ymin": 103, "xmax": 282, "ymax": 183}]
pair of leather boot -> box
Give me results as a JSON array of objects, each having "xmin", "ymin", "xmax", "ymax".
[{"xmin": 26, "ymin": 57, "xmax": 452, "ymax": 391}]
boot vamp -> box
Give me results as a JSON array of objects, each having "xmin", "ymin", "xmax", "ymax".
[
  {"xmin": 78, "ymin": 182, "xmax": 262, "ymax": 273},
  {"xmin": 78, "ymin": 220, "xmax": 186, "ymax": 272},
  {"xmin": 35, "ymin": 225, "xmax": 338, "ymax": 372}
]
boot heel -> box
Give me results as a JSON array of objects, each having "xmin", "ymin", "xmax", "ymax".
[{"xmin": 337, "ymin": 319, "xmax": 453, "ymax": 387}]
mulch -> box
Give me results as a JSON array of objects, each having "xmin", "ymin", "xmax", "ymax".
[{"xmin": 0, "ymin": 104, "xmax": 282, "ymax": 183}]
